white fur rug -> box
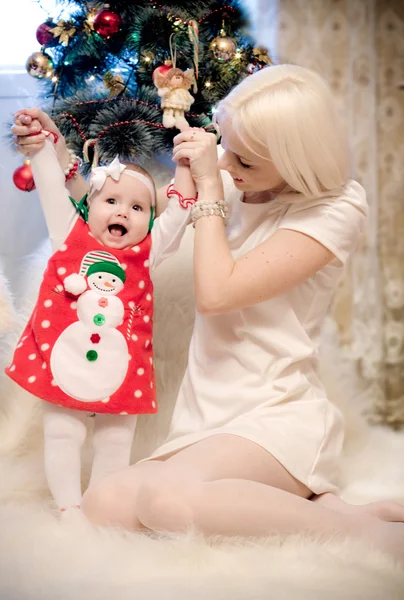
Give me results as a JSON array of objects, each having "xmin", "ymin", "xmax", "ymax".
[{"xmin": 1, "ymin": 230, "xmax": 404, "ymax": 600}]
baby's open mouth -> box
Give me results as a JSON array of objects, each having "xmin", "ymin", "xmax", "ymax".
[{"xmin": 108, "ymin": 224, "xmax": 127, "ymax": 237}]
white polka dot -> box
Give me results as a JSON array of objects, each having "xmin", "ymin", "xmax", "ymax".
[
  {"xmin": 121, "ymin": 263, "xmax": 127, "ymax": 271},
  {"xmin": 151, "ymin": 401, "xmax": 156, "ymax": 409},
  {"xmin": 28, "ymin": 353, "xmax": 36, "ymax": 360},
  {"xmin": 44, "ymin": 299, "xmax": 52, "ymax": 308},
  {"xmin": 146, "ymin": 294, "xmax": 152, "ymax": 302},
  {"xmin": 70, "ymin": 302, "xmax": 77, "ymax": 309},
  {"xmin": 145, "ymin": 340, "xmax": 150, "ymax": 348},
  {"xmin": 28, "ymin": 376, "xmax": 36, "ymax": 383},
  {"xmin": 150, "ymin": 381, "xmax": 153, "ymax": 388},
  {"xmin": 134, "ymin": 390, "xmax": 142, "ymax": 398},
  {"xmin": 60, "ymin": 244, "xmax": 67, "ymax": 252},
  {"xmin": 120, "ymin": 411, "xmax": 128, "ymax": 415},
  {"xmin": 128, "ymin": 301, "xmax": 135, "ymax": 309},
  {"xmin": 41, "ymin": 320, "xmax": 51, "ymax": 329},
  {"xmin": 137, "ymin": 368, "xmax": 144, "ymax": 376},
  {"xmin": 144, "ymin": 260, "xmax": 150, "ymax": 268},
  {"xmin": 57, "ymin": 267, "xmax": 66, "ymax": 275},
  {"xmin": 51, "ymin": 379, "xmax": 57, "ymax": 387},
  {"xmin": 42, "ymin": 362, "xmax": 46, "ymax": 370},
  {"xmin": 16, "ymin": 342, "xmax": 23, "ymax": 349},
  {"xmin": 131, "ymin": 334, "xmax": 138, "ymax": 341},
  {"xmin": 143, "ymin": 315, "xmax": 150, "ymax": 323},
  {"xmin": 101, "ymin": 397, "xmax": 110, "ymax": 403},
  {"xmin": 9, "ymin": 365, "xmax": 15, "ymax": 372},
  {"xmin": 41, "ymin": 343, "xmax": 50, "ymax": 351},
  {"xmin": 56, "ymin": 285, "xmax": 63, "ymax": 292},
  {"xmin": 149, "ymin": 357, "xmax": 153, "ymax": 365},
  {"xmin": 133, "ymin": 246, "xmax": 140, "ymax": 253},
  {"xmin": 22, "ymin": 336, "xmax": 28, "ymax": 341},
  {"xmin": 139, "ymin": 280, "xmax": 145, "ymax": 289}
]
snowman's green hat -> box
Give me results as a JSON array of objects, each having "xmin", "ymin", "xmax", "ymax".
[
  {"xmin": 64, "ymin": 250, "xmax": 126, "ymax": 296},
  {"xmin": 87, "ymin": 261, "xmax": 126, "ymax": 282}
]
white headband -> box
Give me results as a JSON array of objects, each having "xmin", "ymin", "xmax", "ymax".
[{"xmin": 90, "ymin": 156, "xmax": 155, "ymax": 206}]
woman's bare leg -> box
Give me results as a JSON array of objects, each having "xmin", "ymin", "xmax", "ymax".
[
  {"xmin": 313, "ymin": 492, "xmax": 404, "ymax": 522},
  {"xmin": 82, "ymin": 434, "xmax": 404, "ymax": 559}
]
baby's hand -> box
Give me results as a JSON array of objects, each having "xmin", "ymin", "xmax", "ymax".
[{"xmin": 12, "ymin": 108, "xmax": 63, "ymax": 157}]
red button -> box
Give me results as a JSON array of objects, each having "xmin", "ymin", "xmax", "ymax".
[{"xmin": 90, "ymin": 334, "xmax": 101, "ymax": 344}]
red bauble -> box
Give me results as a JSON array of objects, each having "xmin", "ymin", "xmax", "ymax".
[
  {"xmin": 152, "ymin": 60, "xmax": 173, "ymax": 82},
  {"xmin": 13, "ymin": 161, "xmax": 36, "ymax": 192},
  {"xmin": 36, "ymin": 21, "xmax": 58, "ymax": 47},
  {"xmin": 93, "ymin": 9, "xmax": 122, "ymax": 39}
]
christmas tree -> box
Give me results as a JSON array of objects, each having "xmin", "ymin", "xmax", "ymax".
[{"xmin": 21, "ymin": 0, "xmax": 273, "ymax": 175}]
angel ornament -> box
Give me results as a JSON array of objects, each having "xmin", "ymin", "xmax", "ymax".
[{"xmin": 154, "ymin": 67, "xmax": 195, "ymax": 130}]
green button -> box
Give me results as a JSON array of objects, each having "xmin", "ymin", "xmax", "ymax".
[
  {"xmin": 93, "ymin": 313, "xmax": 105, "ymax": 326},
  {"xmin": 86, "ymin": 350, "xmax": 98, "ymax": 362}
]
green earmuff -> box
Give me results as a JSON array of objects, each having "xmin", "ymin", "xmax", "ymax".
[
  {"xmin": 148, "ymin": 206, "xmax": 155, "ymax": 233},
  {"xmin": 69, "ymin": 193, "xmax": 89, "ymax": 222}
]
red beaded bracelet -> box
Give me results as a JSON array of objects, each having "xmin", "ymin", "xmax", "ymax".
[
  {"xmin": 65, "ymin": 161, "xmax": 79, "ymax": 181},
  {"xmin": 166, "ymin": 183, "xmax": 198, "ymax": 209},
  {"xmin": 38, "ymin": 128, "xmax": 79, "ymax": 181}
]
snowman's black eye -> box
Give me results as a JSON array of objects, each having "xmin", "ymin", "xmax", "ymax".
[{"xmin": 112, "ymin": 279, "xmax": 116, "ymax": 283}]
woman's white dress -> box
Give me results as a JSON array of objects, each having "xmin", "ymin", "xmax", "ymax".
[{"xmin": 146, "ymin": 168, "xmax": 368, "ymax": 494}]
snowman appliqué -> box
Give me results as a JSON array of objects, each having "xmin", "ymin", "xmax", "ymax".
[{"xmin": 50, "ymin": 251, "xmax": 129, "ymax": 402}]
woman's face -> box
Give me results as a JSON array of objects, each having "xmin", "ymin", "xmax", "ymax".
[{"xmin": 217, "ymin": 115, "xmax": 285, "ymax": 193}]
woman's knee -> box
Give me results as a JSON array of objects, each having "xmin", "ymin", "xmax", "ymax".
[
  {"xmin": 81, "ymin": 476, "xmax": 131, "ymax": 527},
  {"xmin": 136, "ymin": 474, "xmax": 200, "ymax": 533}
]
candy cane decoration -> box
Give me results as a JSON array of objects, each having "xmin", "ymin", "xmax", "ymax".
[{"xmin": 188, "ymin": 19, "xmax": 199, "ymax": 93}]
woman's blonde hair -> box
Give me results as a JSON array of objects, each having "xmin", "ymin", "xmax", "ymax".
[{"xmin": 215, "ymin": 64, "xmax": 349, "ymax": 196}]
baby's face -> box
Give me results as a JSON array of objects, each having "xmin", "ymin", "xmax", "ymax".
[{"xmin": 87, "ymin": 173, "xmax": 152, "ymax": 250}]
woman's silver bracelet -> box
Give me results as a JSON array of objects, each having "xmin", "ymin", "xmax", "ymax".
[{"xmin": 191, "ymin": 200, "xmax": 228, "ymax": 224}]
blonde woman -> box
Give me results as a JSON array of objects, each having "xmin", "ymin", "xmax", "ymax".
[{"xmin": 13, "ymin": 65, "xmax": 404, "ymax": 558}]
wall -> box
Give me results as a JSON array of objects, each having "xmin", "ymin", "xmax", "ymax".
[{"xmin": 0, "ymin": 72, "xmax": 49, "ymax": 299}]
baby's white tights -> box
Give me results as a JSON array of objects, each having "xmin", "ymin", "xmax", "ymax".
[{"xmin": 43, "ymin": 403, "xmax": 137, "ymax": 510}]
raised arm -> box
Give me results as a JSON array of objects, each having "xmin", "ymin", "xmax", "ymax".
[
  {"xmin": 149, "ymin": 163, "xmax": 196, "ymax": 270},
  {"xmin": 172, "ymin": 130, "xmax": 366, "ymax": 316},
  {"xmin": 12, "ymin": 108, "xmax": 89, "ymax": 202},
  {"xmin": 30, "ymin": 137, "xmax": 78, "ymax": 253}
]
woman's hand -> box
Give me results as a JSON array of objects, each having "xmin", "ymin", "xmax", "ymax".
[
  {"xmin": 172, "ymin": 128, "xmax": 222, "ymax": 192},
  {"xmin": 12, "ymin": 108, "xmax": 70, "ymax": 169}
]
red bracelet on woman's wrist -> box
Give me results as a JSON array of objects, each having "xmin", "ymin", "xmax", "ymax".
[
  {"xmin": 28, "ymin": 129, "xmax": 59, "ymax": 144},
  {"xmin": 166, "ymin": 183, "xmax": 198, "ymax": 209}
]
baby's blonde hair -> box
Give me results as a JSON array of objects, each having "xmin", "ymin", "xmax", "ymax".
[{"xmin": 215, "ymin": 64, "xmax": 349, "ymax": 196}]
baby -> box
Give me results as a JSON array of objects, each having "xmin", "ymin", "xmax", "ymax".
[{"xmin": 6, "ymin": 113, "xmax": 197, "ymax": 512}]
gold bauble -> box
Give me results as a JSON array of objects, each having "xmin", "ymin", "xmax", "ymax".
[
  {"xmin": 210, "ymin": 33, "xmax": 237, "ymax": 62},
  {"xmin": 25, "ymin": 51, "xmax": 54, "ymax": 79}
]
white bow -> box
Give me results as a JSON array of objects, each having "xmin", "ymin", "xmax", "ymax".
[{"xmin": 90, "ymin": 156, "xmax": 126, "ymax": 191}]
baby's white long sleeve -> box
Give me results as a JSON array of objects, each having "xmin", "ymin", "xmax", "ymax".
[
  {"xmin": 30, "ymin": 139, "xmax": 78, "ymax": 253},
  {"xmin": 149, "ymin": 195, "xmax": 192, "ymax": 271}
]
